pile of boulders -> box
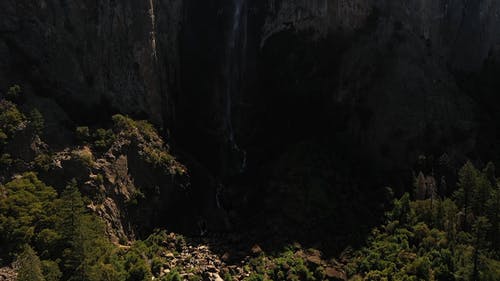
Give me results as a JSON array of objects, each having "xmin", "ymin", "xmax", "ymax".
[
  {"xmin": 157, "ymin": 234, "xmax": 253, "ymax": 281},
  {"xmin": 0, "ymin": 266, "xmax": 16, "ymax": 281}
]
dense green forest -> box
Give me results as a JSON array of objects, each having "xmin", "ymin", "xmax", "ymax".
[
  {"xmin": 345, "ymin": 162, "xmax": 500, "ymax": 280},
  {"xmin": 1, "ymin": 87, "xmax": 499, "ymax": 280}
]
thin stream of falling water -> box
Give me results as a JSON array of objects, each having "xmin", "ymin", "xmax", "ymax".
[{"xmin": 225, "ymin": 0, "xmax": 247, "ymax": 173}]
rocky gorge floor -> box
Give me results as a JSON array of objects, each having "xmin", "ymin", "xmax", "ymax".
[{"xmin": 147, "ymin": 232, "xmax": 346, "ymax": 281}]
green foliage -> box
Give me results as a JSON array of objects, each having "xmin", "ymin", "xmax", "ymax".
[
  {"xmin": 73, "ymin": 115, "xmax": 187, "ymax": 181},
  {"xmin": 93, "ymin": 128, "xmax": 115, "ymax": 151},
  {"xmin": 55, "ymin": 180, "xmax": 124, "ymax": 281},
  {"xmin": 245, "ymin": 273, "xmax": 270, "ymax": 281},
  {"xmin": 0, "ymin": 173, "xmax": 58, "ymax": 259},
  {"xmin": 16, "ymin": 245, "xmax": 45, "ymax": 281},
  {"xmin": 34, "ymin": 154, "xmax": 53, "ymax": 172},
  {"xmin": 243, "ymin": 249, "xmax": 320, "ymax": 281},
  {"xmin": 388, "ymin": 192, "xmax": 412, "ymax": 224},
  {"xmin": 0, "ymin": 153, "xmax": 12, "ymax": 167},
  {"xmin": 347, "ymin": 161, "xmax": 500, "ymax": 281},
  {"xmin": 29, "ymin": 109, "xmax": 45, "ymax": 135},
  {"xmin": 187, "ymin": 274, "xmax": 203, "ymax": 281},
  {"xmin": 75, "ymin": 127, "xmax": 91, "ymax": 143},
  {"xmin": 6, "ymin": 84, "xmax": 22, "ymax": 101},
  {"xmin": 0, "ymin": 99, "xmax": 26, "ymax": 140},
  {"xmin": 151, "ymin": 256, "xmax": 164, "ymax": 276},
  {"xmin": 95, "ymin": 174, "xmax": 105, "ymax": 184},
  {"xmin": 125, "ymin": 189, "xmax": 145, "ymax": 207},
  {"xmin": 0, "ymin": 174, "xmax": 132, "ymax": 280},
  {"xmin": 75, "ymin": 126, "xmax": 115, "ymax": 151},
  {"xmin": 112, "ymin": 114, "xmax": 136, "ymax": 132},
  {"xmin": 41, "ymin": 260, "xmax": 62, "ymax": 281},
  {"xmin": 162, "ymin": 270, "xmax": 182, "ymax": 281},
  {"xmin": 223, "ymin": 272, "xmax": 234, "ymax": 281},
  {"xmin": 123, "ymin": 250, "xmax": 152, "ymax": 281},
  {"xmin": 112, "ymin": 114, "xmax": 157, "ymax": 142},
  {"xmin": 70, "ymin": 148, "xmax": 94, "ymax": 167},
  {"xmin": 111, "ymin": 114, "xmax": 186, "ymax": 175},
  {"xmin": 0, "ymin": 130, "xmax": 7, "ymax": 145}
]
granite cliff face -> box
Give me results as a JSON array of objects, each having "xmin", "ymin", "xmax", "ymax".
[
  {"xmin": 1, "ymin": 0, "xmax": 500, "ymax": 244},
  {"xmin": 1, "ymin": 0, "xmax": 498, "ymax": 140},
  {"xmin": 0, "ymin": 0, "xmax": 182, "ymax": 125},
  {"xmin": 259, "ymin": 0, "xmax": 500, "ymax": 70}
]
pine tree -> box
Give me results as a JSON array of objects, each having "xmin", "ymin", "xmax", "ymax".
[
  {"xmin": 415, "ymin": 172, "xmax": 426, "ymax": 200},
  {"xmin": 472, "ymin": 173, "xmax": 493, "ymax": 217},
  {"xmin": 454, "ymin": 161, "xmax": 478, "ymax": 231},
  {"xmin": 486, "ymin": 181, "xmax": 500, "ymax": 255},
  {"xmin": 56, "ymin": 180, "xmax": 86, "ymax": 281},
  {"xmin": 56, "ymin": 180, "xmax": 124, "ymax": 281},
  {"xmin": 41, "ymin": 260, "xmax": 62, "ymax": 281},
  {"xmin": 16, "ymin": 245, "xmax": 45, "ymax": 281},
  {"xmin": 29, "ymin": 109, "xmax": 45, "ymax": 135},
  {"xmin": 484, "ymin": 162, "xmax": 496, "ymax": 186},
  {"xmin": 390, "ymin": 193, "xmax": 412, "ymax": 225},
  {"xmin": 472, "ymin": 217, "xmax": 491, "ymax": 281}
]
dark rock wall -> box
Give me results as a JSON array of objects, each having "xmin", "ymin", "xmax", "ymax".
[
  {"xmin": 0, "ymin": 0, "xmax": 182, "ymax": 125},
  {"xmin": 2, "ymin": 0, "xmax": 500, "ymax": 240}
]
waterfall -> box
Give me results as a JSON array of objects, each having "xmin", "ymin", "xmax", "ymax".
[
  {"xmin": 148, "ymin": 0, "xmax": 158, "ymax": 60},
  {"xmin": 224, "ymin": 0, "xmax": 247, "ymax": 173}
]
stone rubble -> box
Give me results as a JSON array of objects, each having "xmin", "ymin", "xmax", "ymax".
[
  {"xmin": 0, "ymin": 266, "xmax": 16, "ymax": 281},
  {"xmin": 156, "ymin": 233, "xmax": 253, "ymax": 281}
]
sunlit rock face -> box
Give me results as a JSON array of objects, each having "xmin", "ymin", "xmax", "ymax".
[
  {"xmin": 0, "ymin": 0, "xmax": 182, "ymax": 125},
  {"xmin": 259, "ymin": 0, "xmax": 371, "ymax": 46},
  {"xmin": 379, "ymin": 0, "xmax": 500, "ymax": 71},
  {"xmin": 259, "ymin": 0, "xmax": 500, "ymax": 70}
]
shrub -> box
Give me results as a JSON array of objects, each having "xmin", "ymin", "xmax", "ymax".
[
  {"xmin": 223, "ymin": 272, "xmax": 234, "ymax": 281},
  {"xmin": 76, "ymin": 126, "xmax": 91, "ymax": 143},
  {"xmin": 188, "ymin": 274, "xmax": 203, "ymax": 281},
  {"xmin": 71, "ymin": 148, "xmax": 94, "ymax": 167},
  {"xmin": 124, "ymin": 251, "xmax": 152, "ymax": 281},
  {"xmin": 0, "ymin": 130, "xmax": 7, "ymax": 145},
  {"xmin": 162, "ymin": 270, "xmax": 182, "ymax": 281},
  {"xmin": 93, "ymin": 128, "xmax": 115, "ymax": 150},
  {"xmin": 34, "ymin": 153, "xmax": 52, "ymax": 172},
  {"xmin": 0, "ymin": 153, "xmax": 12, "ymax": 167},
  {"xmin": 41, "ymin": 260, "xmax": 62, "ymax": 281},
  {"xmin": 29, "ymin": 109, "xmax": 44, "ymax": 135},
  {"xmin": 245, "ymin": 273, "xmax": 268, "ymax": 281},
  {"xmin": 112, "ymin": 114, "xmax": 135, "ymax": 132},
  {"xmin": 151, "ymin": 256, "xmax": 164, "ymax": 275},
  {"xmin": 16, "ymin": 245, "xmax": 44, "ymax": 281},
  {"xmin": 0, "ymin": 99, "xmax": 26, "ymax": 137},
  {"xmin": 95, "ymin": 174, "xmax": 104, "ymax": 184},
  {"xmin": 6, "ymin": 84, "xmax": 21, "ymax": 101}
]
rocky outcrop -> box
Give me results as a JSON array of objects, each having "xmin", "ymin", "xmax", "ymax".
[
  {"xmin": 0, "ymin": 266, "xmax": 15, "ymax": 281},
  {"xmin": 40, "ymin": 116, "xmax": 192, "ymax": 242}
]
